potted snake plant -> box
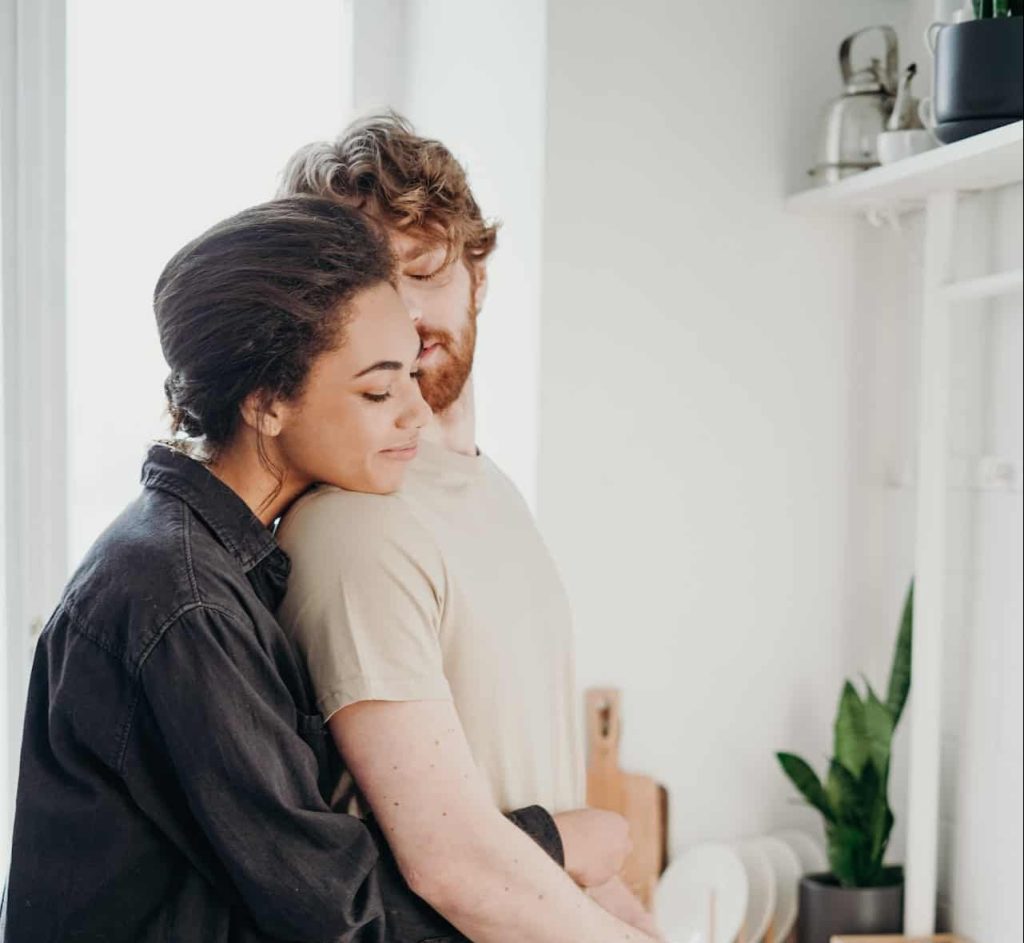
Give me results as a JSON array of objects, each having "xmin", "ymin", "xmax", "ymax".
[
  {"xmin": 925, "ymin": 0, "xmax": 1023, "ymax": 143},
  {"xmin": 776, "ymin": 583, "xmax": 913, "ymax": 943}
]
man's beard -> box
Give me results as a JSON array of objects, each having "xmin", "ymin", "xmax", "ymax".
[{"xmin": 417, "ymin": 306, "xmax": 477, "ymax": 413}]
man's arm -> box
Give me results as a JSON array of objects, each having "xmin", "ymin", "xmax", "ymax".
[
  {"xmin": 364, "ymin": 804, "xmax": 571, "ymax": 941},
  {"xmin": 330, "ymin": 698, "xmax": 658, "ymax": 943}
]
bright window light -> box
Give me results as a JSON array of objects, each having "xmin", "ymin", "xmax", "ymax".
[{"xmin": 66, "ymin": 1, "xmax": 350, "ymax": 566}]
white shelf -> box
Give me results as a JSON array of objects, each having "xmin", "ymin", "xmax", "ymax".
[
  {"xmin": 786, "ymin": 120, "xmax": 1023, "ymax": 216},
  {"xmin": 943, "ymin": 268, "xmax": 1024, "ymax": 303}
]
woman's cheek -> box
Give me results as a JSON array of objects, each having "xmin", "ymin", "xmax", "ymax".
[{"xmin": 365, "ymin": 405, "xmax": 392, "ymax": 449}]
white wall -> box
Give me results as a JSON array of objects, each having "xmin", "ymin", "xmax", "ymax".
[
  {"xmin": 389, "ymin": 0, "xmax": 547, "ymax": 509},
  {"xmin": 850, "ymin": 0, "xmax": 1024, "ymax": 934},
  {"xmin": 539, "ymin": 0, "xmax": 910, "ymax": 851}
]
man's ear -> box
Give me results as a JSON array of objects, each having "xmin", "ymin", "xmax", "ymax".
[
  {"xmin": 471, "ymin": 261, "xmax": 489, "ymax": 315},
  {"xmin": 239, "ymin": 391, "xmax": 286, "ymax": 438}
]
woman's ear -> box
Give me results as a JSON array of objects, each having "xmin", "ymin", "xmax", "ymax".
[
  {"xmin": 471, "ymin": 261, "xmax": 488, "ymax": 315},
  {"xmin": 239, "ymin": 391, "xmax": 285, "ymax": 438}
]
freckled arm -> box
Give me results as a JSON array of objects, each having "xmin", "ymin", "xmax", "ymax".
[{"xmin": 328, "ymin": 699, "xmax": 657, "ymax": 943}]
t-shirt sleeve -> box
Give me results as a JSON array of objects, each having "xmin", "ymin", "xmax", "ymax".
[{"xmin": 277, "ymin": 488, "xmax": 453, "ymax": 720}]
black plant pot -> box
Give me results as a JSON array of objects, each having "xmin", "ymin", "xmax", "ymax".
[
  {"xmin": 933, "ymin": 16, "xmax": 1023, "ymax": 133},
  {"xmin": 796, "ymin": 872, "xmax": 904, "ymax": 943}
]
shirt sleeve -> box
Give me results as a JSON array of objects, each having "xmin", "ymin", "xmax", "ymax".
[
  {"xmin": 505, "ymin": 805, "xmax": 566, "ymax": 867},
  {"xmin": 363, "ymin": 805, "xmax": 565, "ymax": 942},
  {"xmin": 138, "ymin": 605, "xmax": 388, "ymax": 943},
  {"xmin": 276, "ymin": 488, "xmax": 453, "ymax": 720}
]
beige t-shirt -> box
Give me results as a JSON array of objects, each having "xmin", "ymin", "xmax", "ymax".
[{"xmin": 276, "ymin": 439, "xmax": 585, "ymax": 815}]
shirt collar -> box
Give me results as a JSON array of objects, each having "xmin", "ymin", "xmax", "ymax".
[
  {"xmin": 409, "ymin": 438, "xmax": 487, "ymax": 488},
  {"xmin": 140, "ymin": 443, "xmax": 288, "ymax": 579}
]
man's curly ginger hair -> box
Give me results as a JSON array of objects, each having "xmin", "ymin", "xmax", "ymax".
[{"xmin": 278, "ymin": 111, "xmax": 497, "ymax": 270}]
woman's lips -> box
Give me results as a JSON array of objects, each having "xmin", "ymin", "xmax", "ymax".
[{"xmin": 380, "ymin": 441, "xmax": 419, "ymax": 461}]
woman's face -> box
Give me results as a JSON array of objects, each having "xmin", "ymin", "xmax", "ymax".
[{"xmin": 276, "ymin": 282, "xmax": 432, "ymax": 495}]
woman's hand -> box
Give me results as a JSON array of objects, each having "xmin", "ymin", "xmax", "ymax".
[
  {"xmin": 586, "ymin": 875, "xmax": 665, "ymax": 940},
  {"xmin": 552, "ymin": 808, "xmax": 633, "ymax": 887}
]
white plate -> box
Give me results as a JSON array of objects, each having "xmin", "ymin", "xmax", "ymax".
[
  {"xmin": 654, "ymin": 842, "xmax": 748, "ymax": 943},
  {"xmin": 753, "ymin": 836, "xmax": 803, "ymax": 941},
  {"xmin": 770, "ymin": 829, "xmax": 828, "ymax": 876},
  {"xmin": 734, "ymin": 840, "xmax": 776, "ymax": 943}
]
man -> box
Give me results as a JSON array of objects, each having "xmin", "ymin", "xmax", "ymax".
[{"xmin": 276, "ymin": 113, "xmax": 659, "ymax": 939}]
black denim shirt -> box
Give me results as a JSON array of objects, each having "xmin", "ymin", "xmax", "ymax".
[{"xmin": 1, "ymin": 445, "xmax": 563, "ymax": 943}]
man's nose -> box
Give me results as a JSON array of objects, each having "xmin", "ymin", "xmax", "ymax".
[{"xmin": 397, "ymin": 282, "xmax": 423, "ymax": 324}]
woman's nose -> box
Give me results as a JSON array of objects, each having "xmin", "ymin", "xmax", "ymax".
[{"xmin": 398, "ymin": 384, "xmax": 433, "ymax": 430}]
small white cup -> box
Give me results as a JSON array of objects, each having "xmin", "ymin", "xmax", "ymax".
[
  {"xmin": 877, "ymin": 129, "xmax": 937, "ymax": 164},
  {"xmin": 918, "ymin": 96, "xmax": 936, "ymax": 130}
]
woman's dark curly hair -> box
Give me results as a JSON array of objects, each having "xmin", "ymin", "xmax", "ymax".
[{"xmin": 155, "ymin": 196, "xmax": 394, "ymax": 470}]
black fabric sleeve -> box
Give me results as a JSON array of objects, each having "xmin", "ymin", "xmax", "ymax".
[
  {"xmin": 504, "ymin": 805, "xmax": 566, "ymax": 867},
  {"xmin": 139, "ymin": 605, "xmax": 388, "ymax": 943}
]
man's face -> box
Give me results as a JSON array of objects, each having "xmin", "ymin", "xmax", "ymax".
[{"xmin": 390, "ymin": 228, "xmax": 486, "ymax": 413}]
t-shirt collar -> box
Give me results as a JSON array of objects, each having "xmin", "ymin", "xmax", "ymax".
[{"xmin": 410, "ymin": 437, "xmax": 486, "ymax": 487}]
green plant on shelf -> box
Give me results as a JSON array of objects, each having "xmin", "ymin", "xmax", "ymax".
[
  {"xmin": 973, "ymin": 0, "xmax": 1023, "ymax": 18},
  {"xmin": 776, "ymin": 582, "xmax": 913, "ymax": 888}
]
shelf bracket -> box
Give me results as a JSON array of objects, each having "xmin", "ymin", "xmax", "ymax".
[{"xmin": 864, "ymin": 204, "xmax": 903, "ymax": 231}]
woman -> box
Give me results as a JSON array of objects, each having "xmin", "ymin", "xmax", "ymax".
[{"xmin": 2, "ymin": 197, "xmax": 635, "ymax": 943}]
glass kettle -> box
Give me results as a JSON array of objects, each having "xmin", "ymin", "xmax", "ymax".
[{"xmin": 810, "ymin": 25, "xmax": 899, "ymax": 185}]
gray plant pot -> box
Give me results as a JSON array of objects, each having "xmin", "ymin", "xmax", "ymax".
[
  {"xmin": 796, "ymin": 872, "xmax": 903, "ymax": 943},
  {"xmin": 933, "ymin": 17, "xmax": 1023, "ymax": 123}
]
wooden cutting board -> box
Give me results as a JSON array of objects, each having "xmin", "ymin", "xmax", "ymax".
[{"xmin": 585, "ymin": 687, "xmax": 668, "ymax": 909}]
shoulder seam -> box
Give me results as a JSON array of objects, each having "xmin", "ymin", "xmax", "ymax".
[
  {"xmin": 60, "ymin": 603, "xmax": 129, "ymax": 663},
  {"xmin": 117, "ymin": 601, "xmax": 254, "ymax": 772},
  {"xmin": 181, "ymin": 499, "xmax": 201, "ymax": 603}
]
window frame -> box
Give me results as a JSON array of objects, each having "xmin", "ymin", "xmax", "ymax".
[{"xmin": 1, "ymin": 0, "xmax": 68, "ymax": 857}]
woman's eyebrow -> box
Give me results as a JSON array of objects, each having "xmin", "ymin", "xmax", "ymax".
[{"xmin": 353, "ymin": 361, "xmax": 403, "ymax": 379}]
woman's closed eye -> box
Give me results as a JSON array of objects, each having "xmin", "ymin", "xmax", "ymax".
[{"xmin": 362, "ymin": 370, "xmax": 422, "ymax": 402}]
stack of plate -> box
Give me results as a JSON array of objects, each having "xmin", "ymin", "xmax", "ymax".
[{"xmin": 653, "ymin": 830, "xmax": 827, "ymax": 943}]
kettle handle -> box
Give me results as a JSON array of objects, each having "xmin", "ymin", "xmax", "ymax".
[
  {"xmin": 840, "ymin": 24, "xmax": 899, "ymax": 93},
  {"xmin": 924, "ymin": 21, "xmax": 944, "ymax": 56}
]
